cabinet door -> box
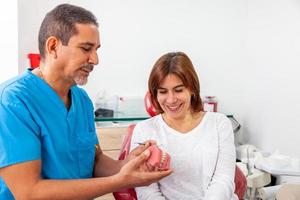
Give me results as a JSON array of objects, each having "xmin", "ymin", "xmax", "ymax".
[
  {"xmin": 97, "ymin": 127, "xmax": 127, "ymax": 152},
  {"xmin": 95, "ymin": 127, "xmax": 128, "ymax": 199}
]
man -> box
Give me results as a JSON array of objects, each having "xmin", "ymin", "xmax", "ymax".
[{"xmin": 0, "ymin": 4, "xmax": 171, "ymax": 199}]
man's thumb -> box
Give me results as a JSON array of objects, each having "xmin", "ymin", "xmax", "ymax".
[{"xmin": 131, "ymin": 149, "xmax": 151, "ymax": 167}]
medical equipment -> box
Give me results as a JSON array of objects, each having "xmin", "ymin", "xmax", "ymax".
[{"xmin": 256, "ymin": 185, "xmax": 281, "ymax": 200}]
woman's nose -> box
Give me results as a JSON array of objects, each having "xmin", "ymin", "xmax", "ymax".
[{"xmin": 166, "ymin": 92, "xmax": 177, "ymax": 103}]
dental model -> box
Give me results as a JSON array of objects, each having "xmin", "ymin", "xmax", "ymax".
[{"xmin": 147, "ymin": 145, "xmax": 171, "ymax": 170}]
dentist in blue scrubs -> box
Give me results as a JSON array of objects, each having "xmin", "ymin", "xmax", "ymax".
[{"xmin": 0, "ymin": 4, "xmax": 171, "ymax": 200}]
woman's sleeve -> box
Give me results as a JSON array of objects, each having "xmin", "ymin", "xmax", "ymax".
[
  {"xmin": 204, "ymin": 115, "xmax": 237, "ymax": 200},
  {"xmin": 130, "ymin": 123, "xmax": 166, "ymax": 200}
]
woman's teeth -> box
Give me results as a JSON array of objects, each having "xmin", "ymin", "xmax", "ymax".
[{"xmin": 167, "ymin": 104, "xmax": 181, "ymax": 111}]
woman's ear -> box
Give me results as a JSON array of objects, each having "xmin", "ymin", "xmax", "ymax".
[
  {"xmin": 191, "ymin": 93, "xmax": 196, "ymax": 99},
  {"xmin": 45, "ymin": 36, "xmax": 59, "ymax": 59}
]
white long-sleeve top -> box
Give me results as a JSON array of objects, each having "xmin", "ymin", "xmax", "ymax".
[{"xmin": 130, "ymin": 112, "xmax": 238, "ymax": 200}]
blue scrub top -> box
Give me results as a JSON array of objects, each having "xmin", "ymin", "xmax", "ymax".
[{"xmin": 0, "ymin": 70, "xmax": 98, "ymax": 199}]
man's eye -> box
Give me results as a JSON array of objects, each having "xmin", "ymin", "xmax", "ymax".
[{"xmin": 81, "ymin": 47, "xmax": 91, "ymax": 52}]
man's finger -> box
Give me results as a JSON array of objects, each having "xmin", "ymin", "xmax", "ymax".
[
  {"xmin": 144, "ymin": 140, "xmax": 156, "ymax": 148},
  {"xmin": 130, "ymin": 140, "xmax": 157, "ymax": 157},
  {"xmin": 131, "ymin": 144, "xmax": 148, "ymax": 156},
  {"xmin": 129, "ymin": 149, "xmax": 151, "ymax": 168}
]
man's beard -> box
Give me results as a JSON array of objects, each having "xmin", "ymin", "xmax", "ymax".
[
  {"xmin": 74, "ymin": 64, "xmax": 93, "ymax": 86},
  {"xmin": 74, "ymin": 75, "xmax": 88, "ymax": 86}
]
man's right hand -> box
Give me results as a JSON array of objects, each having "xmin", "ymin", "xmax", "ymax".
[{"xmin": 115, "ymin": 149, "xmax": 173, "ymax": 189}]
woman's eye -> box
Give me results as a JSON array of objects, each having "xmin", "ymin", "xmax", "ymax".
[
  {"xmin": 158, "ymin": 90, "xmax": 167, "ymax": 94},
  {"xmin": 175, "ymin": 89, "xmax": 183, "ymax": 93}
]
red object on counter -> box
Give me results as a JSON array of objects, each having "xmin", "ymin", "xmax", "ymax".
[
  {"xmin": 28, "ymin": 53, "xmax": 40, "ymax": 69},
  {"xmin": 203, "ymin": 96, "xmax": 218, "ymax": 112}
]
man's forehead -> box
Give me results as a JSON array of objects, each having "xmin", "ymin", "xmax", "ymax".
[
  {"xmin": 69, "ymin": 36, "xmax": 101, "ymax": 47},
  {"xmin": 74, "ymin": 23, "xmax": 99, "ymax": 32},
  {"xmin": 70, "ymin": 24, "xmax": 100, "ymax": 46}
]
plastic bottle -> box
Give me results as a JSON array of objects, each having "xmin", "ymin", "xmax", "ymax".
[{"xmin": 203, "ymin": 96, "xmax": 218, "ymax": 112}]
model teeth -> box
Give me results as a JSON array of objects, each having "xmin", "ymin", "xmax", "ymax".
[{"xmin": 159, "ymin": 151, "xmax": 167, "ymax": 168}]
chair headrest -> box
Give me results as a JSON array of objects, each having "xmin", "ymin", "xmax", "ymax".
[{"xmin": 144, "ymin": 91, "xmax": 157, "ymax": 117}]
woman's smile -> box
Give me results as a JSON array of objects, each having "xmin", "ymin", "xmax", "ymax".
[{"xmin": 165, "ymin": 103, "xmax": 183, "ymax": 112}]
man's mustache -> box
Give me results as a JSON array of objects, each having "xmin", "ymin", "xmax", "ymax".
[{"xmin": 81, "ymin": 63, "xmax": 94, "ymax": 71}]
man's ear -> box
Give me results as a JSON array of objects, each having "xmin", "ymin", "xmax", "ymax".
[{"xmin": 45, "ymin": 36, "xmax": 59, "ymax": 59}]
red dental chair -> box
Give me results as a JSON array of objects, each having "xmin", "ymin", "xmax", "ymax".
[{"xmin": 113, "ymin": 93, "xmax": 247, "ymax": 200}]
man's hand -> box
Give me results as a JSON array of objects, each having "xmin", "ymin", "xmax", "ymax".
[
  {"xmin": 120, "ymin": 140, "xmax": 156, "ymax": 171},
  {"xmin": 116, "ymin": 148, "xmax": 173, "ymax": 189},
  {"xmin": 93, "ymin": 140, "xmax": 156, "ymax": 177},
  {"xmin": 123, "ymin": 140, "xmax": 156, "ymax": 165}
]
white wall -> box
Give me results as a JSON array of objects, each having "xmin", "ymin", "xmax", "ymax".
[
  {"xmin": 18, "ymin": 0, "xmax": 246, "ymax": 100},
  {"xmin": 242, "ymin": 0, "xmax": 300, "ymax": 158},
  {"xmin": 17, "ymin": 0, "xmax": 300, "ymax": 158},
  {"xmin": 17, "ymin": 0, "xmax": 99, "ymax": 71},
  {"xmin": 0, "ymin": 0, "xmax": 18, "ymax": 83}
]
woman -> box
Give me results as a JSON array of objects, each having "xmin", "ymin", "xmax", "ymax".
[{"xmin": 130, "ymin": 52, "xmax": 238, "ymax": 200}]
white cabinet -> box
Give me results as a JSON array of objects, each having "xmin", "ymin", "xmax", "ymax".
[{"xmin": 95, "ymin": 126, "xmax": 128, "ymax": 200}]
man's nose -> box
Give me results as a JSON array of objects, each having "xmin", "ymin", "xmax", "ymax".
[{"xmin": 88, "ymin": 51, "xmax": 99, "ymax": 65}]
